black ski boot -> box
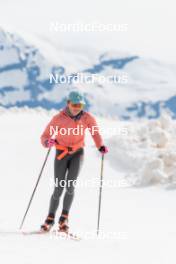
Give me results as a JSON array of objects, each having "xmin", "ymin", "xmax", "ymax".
[
  {"xmin": 41, "ymin": 214, "xmax": 55, "ymax": 232},
  {"xmin": 58, "ymin": 213, "xmax": 69, "ymax": 233}
]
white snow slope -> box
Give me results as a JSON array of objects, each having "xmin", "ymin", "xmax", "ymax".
[{"xmin": 0, "ymin": 108, "xmax": 176, "ymax": 264}]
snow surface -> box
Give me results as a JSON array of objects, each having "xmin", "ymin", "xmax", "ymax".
[{"xmin": 0, "ymin": 108, "xmax": 176, "ymax": 264}]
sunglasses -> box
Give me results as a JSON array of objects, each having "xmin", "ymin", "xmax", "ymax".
[{"xmin": 70, "ymin": 103, "xmax": 84, "ymax": 109}]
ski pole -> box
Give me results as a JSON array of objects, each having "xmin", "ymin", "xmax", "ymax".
[
  {"xmin": 19, "ymin": 148, "xmax": 51, "ymax": 230},
  {"xmin": 97, "ymin": 154, "xmax": 105, "ymax": 236}
]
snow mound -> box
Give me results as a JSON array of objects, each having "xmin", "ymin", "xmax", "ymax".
[{"xmin": 107, "ymin": 113, "xmax": 176, "ymax": 186}]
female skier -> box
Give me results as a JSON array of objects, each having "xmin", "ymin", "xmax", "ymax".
[{"xmin": 40, "ymin": 91, "xmax": 108, "ymax": 232}]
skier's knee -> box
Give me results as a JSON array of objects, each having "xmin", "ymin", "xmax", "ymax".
[
  {"xmin": 52, "ymin": 187, "xmax": 63, "ymax": 200},
  {"xmin": 66, "ymin": 186, "xmax": 75, "ymax": 195}
]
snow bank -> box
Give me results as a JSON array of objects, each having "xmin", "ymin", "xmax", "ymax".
[{"xmin": 107, "ymin": 113, "xmax": 176, "ymax": 186}]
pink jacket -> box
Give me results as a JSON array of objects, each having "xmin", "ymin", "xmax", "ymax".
[{"xmin": 41, "ymin": 108, "xmax": 103, "ymax": 149}]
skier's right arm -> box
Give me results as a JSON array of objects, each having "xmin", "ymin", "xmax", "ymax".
[{"xmin": 40, "ymin": 116, "xmax": 58, "ymax": 147}]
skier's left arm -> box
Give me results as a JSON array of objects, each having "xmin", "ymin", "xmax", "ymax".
[{"xmin": 86, "ymin": 114, "xmax": 108, "ymax": 154}]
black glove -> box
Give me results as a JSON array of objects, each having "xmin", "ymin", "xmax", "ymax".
[{"xmin": 99, "ymin": 145, "xmax": 108, "ymax": 154}]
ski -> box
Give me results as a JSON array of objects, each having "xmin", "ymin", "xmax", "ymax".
[
  {"xmin": 0, "ymin": 229, "xmax": 81, "ymax": 241},
  {"xmin": 22, "ymin": 230, "xmax": 49, "ymax": 235},
  {"xmin": 22, "ymin": 229, "xmax": 81, "ymax": 241},
  {"xmin": 0, "ymin": 229, "xmax": 49, "ymax": 236}
]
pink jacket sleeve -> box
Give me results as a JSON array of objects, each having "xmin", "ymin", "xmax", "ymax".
[
  {"xmin": 40, "ymin": 115, "xmax": 58, "ymax": 147},
  {"xmin": 86, "ymin": 113, "xmax": 103, "ymax": 149}
]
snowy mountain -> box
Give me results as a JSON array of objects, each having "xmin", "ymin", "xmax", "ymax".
[{"xmin": 0, "ymin": 28, "xmax": 176, "ymax": 119}]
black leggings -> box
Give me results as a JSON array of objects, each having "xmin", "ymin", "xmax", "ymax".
[{"xmin": 48, "ymin": 148, "xmax": 84, "ymax": 218}]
